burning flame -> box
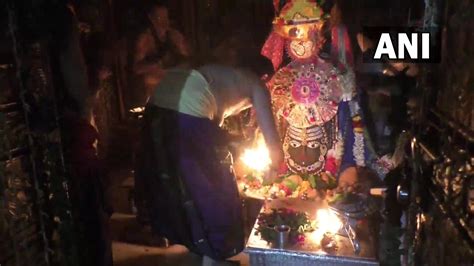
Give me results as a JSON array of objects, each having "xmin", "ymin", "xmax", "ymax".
[
  {"xmin": 316, "ymin": 209, "xmax": 343, "ymax": 233},
  {"xmin": 310, "ymin": 209, "xmax": 343, "ymax": 243},
  {"xmin": 129, "ymin": 107, "xmax": 145, "ymax": 113},
  {"xmin": 240, "ymin": 135, "xmax": 271, "ymax": 173}
]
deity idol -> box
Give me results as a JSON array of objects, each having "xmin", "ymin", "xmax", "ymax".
[{"xmin": 261, "ymin": 0, "xmax": 389, "ymax": 180}]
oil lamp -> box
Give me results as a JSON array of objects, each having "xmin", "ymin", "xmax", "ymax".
[
  {"xmin": 310, "ymin": 208, "xmax": 343, "ymax": 246},
  {"xmin": 240, "ymin": 134, "xmax": 272, "ymax": 174}
]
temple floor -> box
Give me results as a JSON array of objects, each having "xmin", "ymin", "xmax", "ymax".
[{"xmin": 107, "ymin": 166, "xmax": 250, "ymax": 266}]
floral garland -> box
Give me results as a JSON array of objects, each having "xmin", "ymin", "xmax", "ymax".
[
  {"xmin": 243, "ymin": 171, "xmax": 338, "ymax": 199},
  {"xmin": 334, "ymin": 130, "xmax": 345, "ymax": 164},
  {"xmin": 337, "ymin": 69, "xmax": 356, "ymax": 102},
  {"xmin": 255, "ymin": 208, "xmax": 314, "ymax": 245},
  {"xmin": 350, "ymin": 99, "xmax": 395, "ymax": 179},
  {"xmin": 349, "ymin": 100, "xmax": 366, "ymax": 167}
]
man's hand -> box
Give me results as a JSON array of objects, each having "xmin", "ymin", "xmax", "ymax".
[
  {"xmin": 169, "ymin": 29, "xmax": 190, "ymax": 56},
  {"xmin": 269, "ymin": 145, "xmax": 284, "ymax": 171},
  {"xmin": 264, "ymin": 168, "xmax": 279, "ymax": 184},
  {"xmin": 98, "ymin": 67, "xmax": 112, "ymax": 81},
  {"xmin": 338, "ymin": 167, "xmax": 358, "ymax": 188}
]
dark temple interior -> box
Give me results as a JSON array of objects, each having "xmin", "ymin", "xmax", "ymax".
[{"xmin": 0, "ymin": 0, "xmax": 473, "ymax": 266}]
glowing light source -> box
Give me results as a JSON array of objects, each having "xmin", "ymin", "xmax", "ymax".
[
  {"xmin": 240, "ymin": 135, "xmax": 271, "ymax": 173},
  {"xmin": 129, "ymin": 107, "xmax": 145, "ymax": 113},
  {"xmin": 316, "ymin": 209, "xmax": 343, "ymax": 234},
  {"xmin": 310, "ymin": 209, "xmax": 343, "ymax": 243}
]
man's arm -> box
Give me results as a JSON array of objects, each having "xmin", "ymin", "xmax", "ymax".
[
  {"xmin": 169, "ymin": 29, "xmax": 191, "ymax": 57},
  {"xmin": 249, "ymin": 81, "xmax": 284, "ymax": 169},
  {"xmin": 132, "ymin": 32, "xmax": 163, "ymax": 75}
]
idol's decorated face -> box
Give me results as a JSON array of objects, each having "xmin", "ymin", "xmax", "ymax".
[
  {"xmin": 288, "ymin": 39, "xmax": 316, "ymax": 59},
  {"xmin": 285, "ymin": 125, "xmax": 325, "ymax": 174},
  {"xmin": 284, "ymin": 119, "xmax": 336, "ymax": 174},
  {"xmin": 274, "ymin": 21, "xmax": 323, "ymax": 41}
]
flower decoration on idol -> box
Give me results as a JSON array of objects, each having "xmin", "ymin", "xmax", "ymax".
[{"xmin": 324, "ymin": 148, "xmax": 338, "ymax": 176}]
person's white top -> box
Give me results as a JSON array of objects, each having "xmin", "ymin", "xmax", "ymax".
[
  {"xmin": 149, "ymin": 64, "xmax": 258, "ymax": 124},
  {"xmin": 148, "ymin": 68, "xmax": 218, "ymax": 120}
]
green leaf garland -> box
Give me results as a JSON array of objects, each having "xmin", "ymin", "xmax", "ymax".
[{"xmin": 255, "ymin": 208, "xmax": 314, "ymax": 245}]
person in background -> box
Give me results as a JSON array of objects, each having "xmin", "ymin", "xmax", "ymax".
[
  {"xmin": 136, "ymin": 60, "xmax": 283, "ymax": 265},
  {"xmin": 130, "ymin": 2, "xmax": 191, "ymax": 225},
  {"xmin": 128, "ymin": 2, "xmax": 191, "ymax": 110}
]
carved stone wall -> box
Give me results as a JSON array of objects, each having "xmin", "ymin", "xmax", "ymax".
[
  {"xmin": 1, "ymin": 2, "xmax": 82, "ymax": 266},
  {"xmin": 436, "ymin": 0, "xmax": 474, "ymax": 131},
  {"xmin": 418, "ymin": 201, "xmax": 473, "ymax": 266},
  {"xmin": 402, "ymin": 1, "xmax": 474, "ymax": 265},
  {"xmin": 0, "ymin": 20, "xmax": 51, "ymax": 266}
]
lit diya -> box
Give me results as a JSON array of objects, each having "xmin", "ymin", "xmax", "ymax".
[
  {"xmin": 238, "ymin": 134, "xmax": 272, "ymax": 192},
  {"xmin": 240, "ymin": 134, "xmax": 272, "ymax": 174},
  {"xmin": 310, "ymin": 208, "xmax": 343, "ymax": 252},
  {"xmin": 238, "ymin": 132, "xmax": 339, "ymax": 199}
]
